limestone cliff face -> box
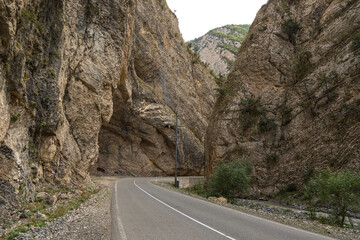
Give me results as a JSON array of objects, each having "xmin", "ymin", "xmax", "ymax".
[
  {"xmin": 95, "ymin": 0, "xmax": 217, "ymax": 176},
  {"xmin": 207, "ymin": 0, "xmax": 360, "ymax": 196},
  {"xmin": 188, "ymin": 25, "xmax": 250, "ymax": 75},
  {"xmin": 0, "ymin": 0, "xmax": 216, "ymax": 221}
]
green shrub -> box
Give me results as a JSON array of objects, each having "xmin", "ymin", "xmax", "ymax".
[
  {"xmin": 208, "ymin": 160, "xmax": 252, "ymax": 198},
  {"xmin": 188, "ymin": 180, "xmax": 208, "ymax": 198},
  {"xmin": 259, "ymin": 117, "xmax": 276, "ymax": 132},
  {"xmin": 293, "ymin": 51, "xmax": 312, "ymax": 81},
  {"xmin": 279, "ymin": 104, "xmax": 292, "ymax": 125},
  {"xmin": 239, "ymin": 98, "xmax": 263, "ymax": 129},
  {"xmin": 303, "ymin": 168, "xmax": 360, "ymax": 227},
  {"xmin": 351, "ymin": 33, "xmax": 360, "ymax": 52},
  {"xmin": 282, "ymin": 19, "xmax": 300, "ymax": 44},
  {"xmin": 11, "ymin": 114, "xmax": 20, "ymax": 122},
  {"xmin": 214, "ymin": 85, "xmax": 231, "ymax": 98}
]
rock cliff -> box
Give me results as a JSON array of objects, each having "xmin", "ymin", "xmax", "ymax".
[
  {"xmin": 188, "ymin": 24, "xmax": 250, "ymax": 75},
  {"xmin": 95, "ymin": 0, "xmax": 217, "ymax": 177},
  {"xmin": 206, "ymin": 0, "xmax": 360, "ymax": 196},
  {"xmin": 0, "ymin": 0, "xmax": 216, "ymax": 222}
]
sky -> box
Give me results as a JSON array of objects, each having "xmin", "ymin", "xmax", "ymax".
[{"xmin": 166, "ymin": 0, "xmax": 269, "ymax": 41}]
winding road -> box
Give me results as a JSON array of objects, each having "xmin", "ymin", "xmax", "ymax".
[{"xmin": 111, "ymin": 178, "xmax": 334, "ymax": 240}]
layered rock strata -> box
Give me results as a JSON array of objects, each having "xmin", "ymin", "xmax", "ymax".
[
  {"xmin": 0, "ymin": 0, "xmax": 216, "ymax": 222},
  {"xmin": 206, "ymin": 0, "xmax": 360, "ymax": 196}
]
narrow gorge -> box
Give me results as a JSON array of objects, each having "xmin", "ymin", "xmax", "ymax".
[{"xmin": 0, "ymin": 0, "xmax": 359, "ymax": 230}]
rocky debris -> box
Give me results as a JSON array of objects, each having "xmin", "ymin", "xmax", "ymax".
[
  {"xmin": 188, "ymin": 24, "xmax": 250, "ymax": 75},
  {"xmin": 206, "ymin": 0, "xmax": 360, "ymax": 196},
  {"xmin": 13, "ymin": 177, "xmax": 114, "ymax": 240}
]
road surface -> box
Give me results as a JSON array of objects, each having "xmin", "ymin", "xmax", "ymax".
[{"xmin": 111, "ymin": 178, "xmax": 334, "ymax": 240}]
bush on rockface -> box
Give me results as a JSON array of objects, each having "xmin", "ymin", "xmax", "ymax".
[
  {"xmin": 208, "ymin": 160, "xmax": 252, "ymax": 198},
  {"xmin": 303, "ymin": 168, "xmax": 360, "ymax": 227}
]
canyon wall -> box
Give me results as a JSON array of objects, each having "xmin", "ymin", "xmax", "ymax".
[
  {"xmin": 0, "ymin": 0, "xmax": 216, "ymax": 221},
  {"xmin": 206, "ymin": 0, "xmax": 360, "ymax": 196}
]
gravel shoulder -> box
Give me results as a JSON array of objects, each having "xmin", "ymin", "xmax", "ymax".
[{"xmin": 11, "ymin": 176, "xmax": 120, "ymax": 240}]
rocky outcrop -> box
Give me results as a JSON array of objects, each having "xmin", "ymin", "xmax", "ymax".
[
  {"xmin": 188, "ymin": 25, "xmax": 250, "ymax": 75},
  {"xmin": 0, "ymin": 0, "xmax": 216, "ymax": 224},
  {"xmin": 0, "ymin": 0, "xmax": 136, "ymax": 222},
  {"xmin": 95, "ymin": 0, "xmax": 217, "ymax": 176},
  {"xmin": 206, "ymin": 0, "xmax": 360, "ymax": 196}
]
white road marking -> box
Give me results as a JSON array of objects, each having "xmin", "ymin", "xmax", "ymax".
[
  {"xmin": 114, "ymin": 181, "xmax": 128, "ymax": 240},
  {"xmin": 134, "ymin": 180, "xmax": 236, "ymax": 240},
  {"xmin": 149, "ymin": 181, "xmax": 335, "ymax": 240}
]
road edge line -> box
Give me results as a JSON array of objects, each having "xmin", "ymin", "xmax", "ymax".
[
  {"xmin": 112, "ymin": 181, "xmax": 128, "ymax": 240},
  {"xmin": 149, "ymin": 180, "xmax": 336, "ymax": 240},
  {"xmin": 134, "ymin": 180, "xmax": 236, "ymax": 240}
]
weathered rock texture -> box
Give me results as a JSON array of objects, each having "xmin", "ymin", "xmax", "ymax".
[
  {"xmin": 188, "ymin": 24, "xmax": 250, "ymax": 75},
  {"xmin": 96, "ymin": 0, "xmax": 217, "ymax": 176},
  {"xmin": 206, "ymin": 0, "xmax": 360, "ymax": 196},
  {"xmin": 0, "ymin": 0, "xmax": 216, "ymax": 224}
]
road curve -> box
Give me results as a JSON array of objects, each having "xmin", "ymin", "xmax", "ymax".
[{"xmin": 111, "ymin": 178, "xmax": 335, "ymax": 240}]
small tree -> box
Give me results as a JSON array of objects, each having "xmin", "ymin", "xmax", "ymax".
[
  {"xmin": 303, "ymin": 168, "xmax": 360, "ymax": 227},
  {"xmin": 208, "ymin": 160, "xmax": 252, "ymax": 198}
]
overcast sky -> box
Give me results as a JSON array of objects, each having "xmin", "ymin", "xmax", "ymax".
[{"xmin": 166, "ymin": 0, "xmax": 269, "ymax": 41}]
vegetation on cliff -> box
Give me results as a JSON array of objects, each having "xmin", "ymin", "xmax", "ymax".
[{"xmin": 187, "ymin": 24, "xmax": 250, "ymax": 75}]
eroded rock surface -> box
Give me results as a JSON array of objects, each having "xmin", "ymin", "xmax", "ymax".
[
  {"xmin": 0, "ymin": 0, "xmax": 216, "ymax": 225},
  {"xmin": 96, "ymin": 0, "xmax": 217, "ymax": 176},
  {"xmin": 206, "ymin": 0, "xmax": 360, "ymax": 196}
]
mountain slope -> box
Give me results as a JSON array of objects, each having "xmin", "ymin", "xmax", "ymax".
[
  {"xmin": 188, "ymin": 24, "xmax": 250, "ymax": 75},
  {"xmin": 206, "ymin": 0, "xmax": 360, "ymax": 196}
]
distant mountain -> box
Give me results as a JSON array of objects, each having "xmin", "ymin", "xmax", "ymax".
[{"xmin": 188, "ymin": 24, "xmax": 250, "ymax": 76}]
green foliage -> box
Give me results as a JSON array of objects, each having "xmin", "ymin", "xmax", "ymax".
[
  {"xmin": 217, "ymin": 44, "xmax": 238, "ymax": 54},
  {"xmin": 266, "ymin": 154, "xmax": 278, "ymax": 165},
  {"xmin": 351, "ymin": 33, "xmax": 360, "ymax": 52},
  {"xmin": 208, "ymin": 160, "xmax": 252, "ymax": 198},
  {"xmin": 285, "ymin": 183, "xmax": 297, "ymax": 192},
  {"xmin": 4, "ymin": 221, "xmax": 13, "ymax": 229},
  {"xmin": 187, "ymin": 180, "xmax": 208, "ymax": 198},
  {"xmin": 215, "ymin": 73, "xmax": 226, "ymax": 86},
  {"xmin": 239, "ymin": 98, "xmax": 263, "ymax": 129},
  {"xmin": 11, "ymin": 114, "xmax": 20, "ymax": 122},
  {"xmin": 279, "ymin": 104, "xmax": 292, "ymax": 125},
  {"xmin": 293, "ymin": 51, "xmax": 312, "ymax": 81},
  {"xmin": 282, "ymin": 19, "xmax": 300, "ymax": 44},
  {"xmin": 259, "ymin": 117, "xmax": 276, "ymax": 132},
  {"xmin": 23, "ymin": 10, "xmax": 38, "ymax": 23},
  {"xmin": 40, "ymin": 121, "xmax": 47, "ymax": 128},
  {"xmin": 342, "ymin": 99, "xmax": 360, "ymax": 121},
  {"xmin": 86, "ymin": 2, "xmax": 99, "ymax": 17},
  {"xmin": 6, "ymin": 226, "xmax": 29, "ymax": 240},
  {"xmin": 22, "ymin": 10, "xmax": 44, "ymax": 34},
  {"xmin": 214, "ymin": 85, "xmax": 231, "ymax": 98},
  {"xmin": 303, "ymin": 168, "xmax": 360, "ymax": 227}
]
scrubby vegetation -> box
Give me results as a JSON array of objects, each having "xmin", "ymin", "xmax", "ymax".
[
  {"xmin": 181, "ymin": 160, "xmax": 253, "ymax": 200},
  {"xmin": 282, "ymin": 19, "xmax": 300, "ymax": 44},
  {"xmin": 208, "ymin": 160, "xmax": 253, "ymax": 198},
  {"xmin": 303, "ymin": 168, "xmax": 360, "ymax": 227},
  {"xmin": 188, "ymin": 24, "xmax": 250, "ymax": 55},
  {"xmin": 2, "ymin": 186, "xmax": 100, "ymax": 240},
  {"xmin": 351, "ymin": 32, "xmax": 360, "ymax": 52},
  {"xmin": 238, "ymin": 98, "xmax": 263, "ymax": 129}
]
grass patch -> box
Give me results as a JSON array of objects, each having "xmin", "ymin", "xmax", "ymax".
[{"xmin": 2, "ymin": 186, "xmax": 100, "ymax": 240}]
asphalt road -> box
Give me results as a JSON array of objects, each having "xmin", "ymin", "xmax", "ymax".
[{"xmin": 111, "ymin": 178, "xmax": 335, "ymax": 240}]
